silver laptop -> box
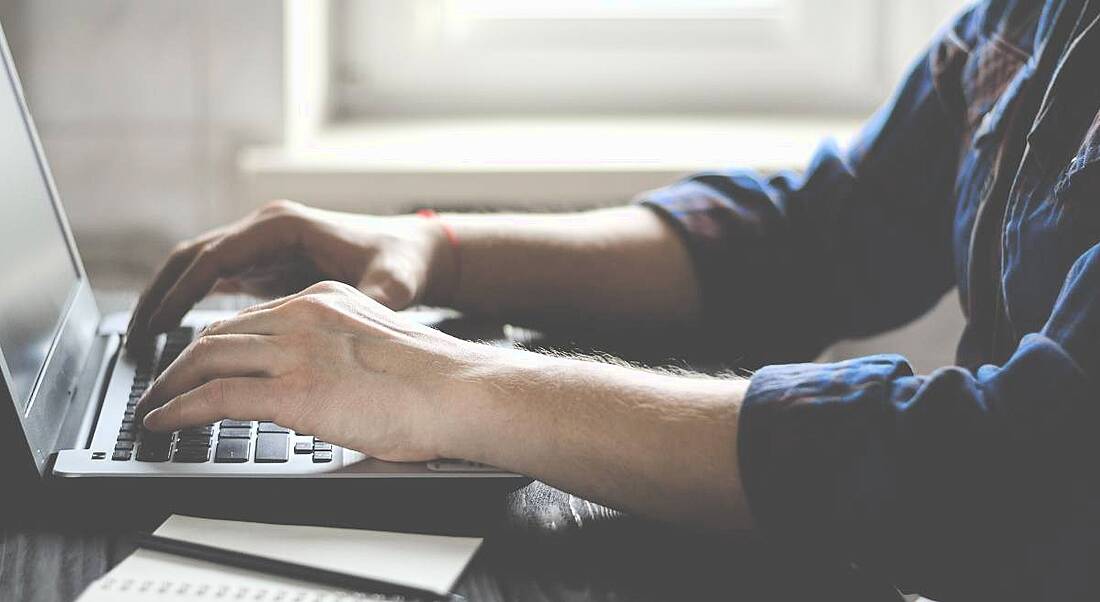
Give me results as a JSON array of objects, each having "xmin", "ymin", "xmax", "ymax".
[{"xmin": 0, "ymin": 23, "xmax": 519, "ymax": 483}]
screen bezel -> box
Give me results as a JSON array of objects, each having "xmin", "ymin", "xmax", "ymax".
[{"xmin": 0, "ymin": 20, "xmax": 101, "ymax": 476}]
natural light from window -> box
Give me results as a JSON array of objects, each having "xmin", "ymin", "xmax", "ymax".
[{"xmin": 444, "ymin": 0, "xmax": 783, "ymax": 20}]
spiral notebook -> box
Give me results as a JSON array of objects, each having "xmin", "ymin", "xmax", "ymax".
[{"xmin": 77, "ymin": 515, "xmax": 483, "ymax": 601}]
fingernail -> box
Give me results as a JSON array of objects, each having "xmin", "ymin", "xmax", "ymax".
[{"xmin": 143, "ymin": 408, "xmax": 161, "ymax": 429}]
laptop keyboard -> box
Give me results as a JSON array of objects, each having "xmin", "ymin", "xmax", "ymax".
[{"xmin": 112, "ymin": 326, "xmax": 333, "ymax": 465}]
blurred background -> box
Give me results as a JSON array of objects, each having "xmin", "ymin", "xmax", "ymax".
[{"xmin": 0, "ymin": 0, "xmax": 968, "ymax": 372}]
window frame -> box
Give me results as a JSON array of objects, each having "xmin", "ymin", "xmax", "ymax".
[{"xmin": 326, "ymin": 0, "xmax": 892, "ymax": 118}]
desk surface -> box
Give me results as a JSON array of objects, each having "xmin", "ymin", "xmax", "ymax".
[{"xmin": 1, "ymin": 480, "xmax": 890, "ymax": 602}]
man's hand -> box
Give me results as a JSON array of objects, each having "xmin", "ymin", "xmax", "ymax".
[
  {"xmin": 136, "ymin": 280, "xmax": 749, "ymax": 529},
  {"xmin": 136, "ymin": 281, "xmax": 489, "ymax": 462},
  {"xmin": 125, "ymin": 200, "xmax": 454, "ymax": 352}
]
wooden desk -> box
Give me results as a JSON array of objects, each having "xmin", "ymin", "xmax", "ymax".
[{"xmin": 0, "ymin": 479, "xmax": 901, "ymax": 602}]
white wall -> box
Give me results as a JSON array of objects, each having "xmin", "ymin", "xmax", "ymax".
[{"xmin": 0, "ymin": 0, "xmax": 284, "ymax": 281}]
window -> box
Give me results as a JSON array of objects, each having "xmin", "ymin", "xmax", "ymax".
[
  {"xmin": 330, "ymin": 0, "xmax": 899, "ymax": 117},
  {"xmin": 258, "ymin": 1, "xmax": 966, "ymax": 215}
]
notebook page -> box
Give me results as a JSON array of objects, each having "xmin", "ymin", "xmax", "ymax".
[
  {"xmin": 77, "ymin": 548, "xmax": 384, "ymax": 601},
  {"xmin": 154, "ymin": 514, "xmax": 483, "ymax": 595}
]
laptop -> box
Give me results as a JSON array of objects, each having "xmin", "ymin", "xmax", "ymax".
[{"xmin": 0, "ymin": 23, "xmax": 520, "ymax": 485}]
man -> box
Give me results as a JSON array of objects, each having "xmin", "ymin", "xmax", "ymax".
[{"xmin": 131, "ymin": 1, "xmax": 1099, "ymax": 600}]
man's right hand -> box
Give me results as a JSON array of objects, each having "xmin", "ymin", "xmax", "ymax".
[{"xmin": 125, "ymin": 200, "xmax": 454, "ymax": 352}]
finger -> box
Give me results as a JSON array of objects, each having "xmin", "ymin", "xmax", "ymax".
[
  {"xmin": 125, "ymin": 229, "xmax": 224, "ymax": 351},
  {"xmin": 360, "ymin": 282, "xmax": 406, "ymax": 310},
  {"xmin": 136, "ymin": 334, "xmax": 283, "ymax": 420},
  {"xmin": 143, "ymin": 377, "xmax": 281, "ymax": 431},
  {"xmin": 216, "ymin": 256, "xmax": 319, "ymax": 298},
  {"xmin": 147, "ymin": 216, "xmax": 302, "ymax": 334},
  {"xmin": 211, "ymin": 277, "xmax": 244, "ymax": 294}
]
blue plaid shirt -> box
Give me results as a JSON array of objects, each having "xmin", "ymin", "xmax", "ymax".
[{"xmin": 641, "ymin": 1, "xmax": 1100, "ymax": 600}]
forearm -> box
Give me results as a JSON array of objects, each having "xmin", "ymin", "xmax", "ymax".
[
  {"xmin": 430, "ymin": 206, "xmax": 701, "ymax": 325},
  {"xmin": 444, "ymin": 346, "xmax": 753, "ymax": 530}
]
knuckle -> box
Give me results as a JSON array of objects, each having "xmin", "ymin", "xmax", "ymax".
[
  {"xmin": 381, "ymin": 276, "xmax": 415, "ymax": 307},
  {"xmin": 290, "ymin": 294, "xmax": 330, "ymax": 315},
  {"xmin": 191, "ymin": 334, "xmax": 216, "ymax": 354},
  {"xmin": 330, "ymin": 280, "xmax": 361, "ymax": 298},
  {"xmin": 162, "ymin": 399, "xmax": 183, "ymax": 424},
  {"xmin": 199, "ymin": 378, "xmax": 229, "ymax": 412},
  {"xmin": 259, "ymin": 199, "xmax": 300, "ymax": 216},
  {"xmin": 193, "ymin": 242, "xmax": 218, "ymax": 265},
  {"xmin": 185, "ymin": 337, "xmax": 219, "ymax": 370},
  {"xmin": 201, "ymin": 319, "xmax": 225, "ymax": 335},
  {"xmin": 257, "ymin": 211, "xmax": 303, "ymax": 230},
  {"xmin": 170, "ymin": 240, "xmax": 193, "ymax": 256}
]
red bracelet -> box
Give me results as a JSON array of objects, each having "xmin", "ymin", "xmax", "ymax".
[{"xmin": 416, "ymin": 209, "xmax": 460, "ymax": 305}]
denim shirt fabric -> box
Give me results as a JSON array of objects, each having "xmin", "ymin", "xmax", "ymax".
[{"xmin": 639, "ymin": 1, "xmax": 1100, "ymax": 600}]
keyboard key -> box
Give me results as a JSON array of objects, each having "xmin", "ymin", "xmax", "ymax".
[
  {"xmin": 293, "ymin": 441, "xmax": 313, "ymax": 454},
  {"xmin": 136, "ymin": 430, "xmax": 172, "ymax": 460},
  {"xmin": 116, "ymin": 431, "xmax": 136, "ymax": 442},
  {"xmin": 174, "ymin": 443, "xmax": 209, "ymax": 454},
  {"xmin": 112, "ymin": 450, "xmax": 131, "ymax": 461},
  {"xmin": 136, "ymin": 443, "xmax": 171, "ymax": 462},
  {"xmin": 215, "ymin": 439, "xmax": 250, "ymax": 463},
  {"xmin": 218, "ymin": 427, "xmax": 252, "ymax": 439},
  {"xmin": 255, "ymin": 433, "xmax": 289, "ymax": 463},
  {"xmin": 181, "ymin": 425, "xmax": 214, "ymax": 436},
  {"xmin": 176, "ymin": 438, "xmax": 211, "ymax": 449},
  {"xmin": 220, "ymin": 419, "xmax": 252, "ymax": 428},
  {"xmin": 313, "ymin": 442, "xmax": 332, "ymax": 452},
  {"xmin": 142, "ymin": 430, "xmax": 172, "ymax": 443},
  {"xmin": 257, "ymin": 422, "xmax": 290, "ymax": 434},
  {"xmin": 114, "ymin": 441, "xmax": 134, "ymax": 451},
  {"xmin": 173, "ymin": 449, "xmax": 209, "ymax": 463},
  {"xmin": 313, "ymin": 451, "xmax": 333, "ymax": 463}
]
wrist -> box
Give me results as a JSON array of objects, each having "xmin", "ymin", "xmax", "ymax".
[
  {"xmin": 416, "ymin": 210, "xmax": 460, "ymax": 306},
  {"xmin": 432, "ymin": 343, "xmax": 549, "ymax": 464}
]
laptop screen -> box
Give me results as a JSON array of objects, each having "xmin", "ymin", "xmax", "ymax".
[{"xmin": 0, "ymin": 54, "xmax": 81, "ymax": 413}]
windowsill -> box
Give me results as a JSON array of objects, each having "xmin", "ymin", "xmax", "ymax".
[{"xmin": 238, "ymin": 115, "xmax": 861, "ymax": 214}]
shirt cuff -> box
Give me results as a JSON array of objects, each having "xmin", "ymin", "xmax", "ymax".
[
  {"xmin": 635, "ymin": 178, "xmax": 829, "ymax": 366},
  {"xmin": 737, "ymin": 355, "xmax": 919, "ymax": 556}
]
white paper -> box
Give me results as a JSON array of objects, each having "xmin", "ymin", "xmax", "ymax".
[
  {"xmin": 155, "ymin": 514, "xmax": 482, "ymax": 595},
  {"xmin": 76, "ymin": 514, "xmax": 483, "ymax": 601},
  {"xmin": 77, "ymin": 548, "xmax": 365, "ymax": 601}
]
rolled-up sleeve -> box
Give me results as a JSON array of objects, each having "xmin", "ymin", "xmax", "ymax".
[
  {"xmin": 738, "ymin": 243, "xmax": 1100, "ymax": 601},
  {"xmin": 637, "ymin": 8, "xmax": 976, "ymax": 367}
]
